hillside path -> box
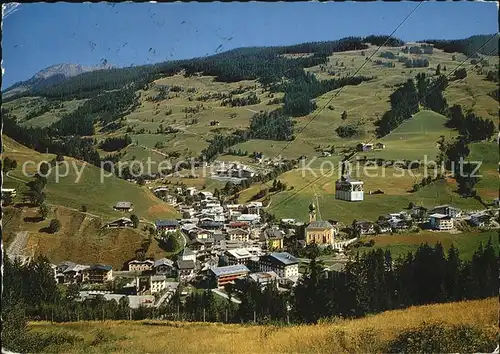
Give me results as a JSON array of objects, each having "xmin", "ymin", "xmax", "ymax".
[
  {"xmin": 5, "ymin": 171, "xmax": 29, "ymax": 183},
  {"xmin": 7, "ymin": 231, "xmax": 29, "ymax": 260}
]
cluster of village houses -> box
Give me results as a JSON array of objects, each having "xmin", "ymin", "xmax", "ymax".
[{"xmin": 49, "ymin": 185, "xmax": 499, "ymax": 309}]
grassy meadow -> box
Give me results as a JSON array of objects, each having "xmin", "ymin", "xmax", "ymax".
[
  {"xmin": 355, "ymin": 230, "xmax": 498, "ymax": 260},
  {"xmin": 26, "ymin": 297, "xmax": 498, "ymax": 353},
  {"xmin": 3, "ymin": 204, "xmax": 168, "ymax": 269},
  {"xmin": 2, "ymin": 136, "xmax": 179, "ymax": 221}
]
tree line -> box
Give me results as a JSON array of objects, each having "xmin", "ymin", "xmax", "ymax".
[
  {"xmin": 423, "ymin": 34, "xmax": 498, "ymax": 57},
  {"xmin": 283, "ymin": 71, "xmax": 373, "ymax": 117},
  {"xmin": 98, "ymin": 135, "xmax": 132, "ymax": 152},
  {"xmin": 3, "ymin": 238, "xmax": 495, "ymax": 352},
  {"xmin": 376, "ymin": 73, "xmax": 449, "ymax": 137}
]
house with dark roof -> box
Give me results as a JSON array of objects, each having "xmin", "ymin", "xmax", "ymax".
[
  {"xmin": 410, "ymin": 206, "xmax": 428, "ymax": 220},
  {"xmin": 60, "ymin": 264, "xmax": 90, "ymax": 284},
  {"xmin": 305, "ymin": 220, "xmax": 337, "ymax": 245},
  {"xmin": 260, "ymin": 228, "xmax": 284, "ymax": 250},
  {"xmin": 198, "ymin": 220, "xmax": 224, "ymax": 230},
  {"xmin": 176, "ymin": 260, "xmax": 195, "ymax": 281},
  {"xmin": 84, "ymin": 265, "xmax": 113, "ymax": 283},
  {"xmin": 431, "ymin": 205, "xmax": 461, "ymax": 218},
  {"xmin": 259, "ymin": 252, "xmax": 299, "ymax": 279},
  {"xmin": 354, "ymin": 220, "xmax": 376, "ymax": 235},
  {"xmin": 469, "ymin": 213, "xmax": 492, "ymax": 228},
  {"xmin": 154, "ymin": 258, "xmax": 176, "ymax": 277},
  {"xmin": 155, "ymin": 220, "xmax": 179, "ymax": 235}
]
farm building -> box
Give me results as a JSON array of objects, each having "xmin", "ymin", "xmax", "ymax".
[
  {"xmin": 105, "ymin": 217, "xmax": 134, "ymax": 228},
  {"xmin": 113, "ymin": 201, "xmax": 133, "ymax": 212}
]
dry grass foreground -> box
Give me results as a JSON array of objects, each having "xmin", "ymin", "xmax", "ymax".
[{"xmin": 29, "ymin": 297, "xmax": 497, "ymax": 353}]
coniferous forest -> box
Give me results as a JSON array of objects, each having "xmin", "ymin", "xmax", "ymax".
[{"xmin": 2, "ymin": 238, "xmax": 496, "ymax": 350}]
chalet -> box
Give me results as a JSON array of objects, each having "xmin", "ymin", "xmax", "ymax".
[
  {"xmin": 390, "ymin": 219, "xmax": 409, "ymax": 232},
  {"xmin": 213, "ymin": 232, "xmax": 225, "ymax": 246},
  {"xmin": 305, "ymin": 220, "xmax": 337, "ymax": 245},
  {"xmin": 376, "ymin": 220, "xmax": 392, "ymax": 234},
  {"xmin": 469, "ymin": 213, "xmax": 492, "ymax": 228},
  {"xmin": 190, "ymin": 228, "xmax": 214, "ymax": 240},
  {"xmin": 225, "ymin": 248, "xmax": 255, "ymax": 266},
  {"xmin": 179, "ymin": 206, "xmax": 196, "ymax": 218},
  {"xmin": 228, "ymin": 221, "xmax": 249, "ymax": 228},
  {"xmin": 431, "ymin": 205, "xmax": 461, "ymax": 218},
  {"xmin": 185, "ymin": 187, "xmax": 197, "ymax": 196},
  {"xmin": 237, "ymin": 214, "xmax": 261, "ymax": 224},
  {"xmin": 176, "ymin": 260, "xmax": 195, "ymax": 281},
  {"xmin": 247, "ymin": 271, "xmax": 279, "ymax": 288},
  {"xmin": 182, "ymin": 223, "xmax": 199, "ymax": 235},
  {"xmin": 179, "ymin": 248, "xmax": 196, "ymax": 263},
  {"xmin": 153, "ymin": 186, "xmax": 169, "ymax": 193},
  {"xmin": 410, "ymin": 206, "xmax": 428, "ymax": 220},
  {"xmin": 429, "ymin": 213, "xmax": 454, "ymax": 230},
  {"xmin": 246, "ymin": 202, "xmax": 263, "ymax": 215},
  {"xmin": 113, "ymin": 201, "xmax": 133, "ymax": 212},
  {"xmin": 155, "ymin": 220, "xmax": 179, "ymax": 235},
  {"xmin": 201, "ymin": 200, "xmax": 221, "ymax": 208},
  {"xmin": 259, "ymin": 252, "xmax": 299, "ymax": 279},
  {"xmin": 1, "ymin": 188, "xmax": 17, "ymax": 198},
  {"xmin": 61, "ymin": 264, "xmax": 89, "ymax": 284},
  {"xmin": 85, "ymin": 265, "xmax": 113, "ymax": 283},
  {"xmin": 150, "ymin": 275, "xmax": 168, "ymax": 294},
  {"xmin": 374, "ymin": 143, "xmax": 386, "ymax": 150},
  {"xmin": 260, "ymin": 228, "xmax": 284, "ymax": 250},
  {"xmin": 128, "ymin": 259, "xmax": 154, "ymax": 272},
  {"xmin": 199, "ymin": 191, "xmax": 213, "ymax": 199},
  {"xmin": 357, "ymin": 143, "xmax": 373, "ymax": 152},
  {"xmin": 154, "ymin": 258, "xmax": 176, "ymax": 277},
  {"xmin": 209, "ymin": 264, "xmax": 250, "ymax": 288},
  {"xmin": 226, "ymin": 204, "xmax": 244, "ymax": 212},
  {"xmin": 189, "ymin": 238, "xmax": 214, "ymax": 252},
  {"xmin": 162, "ymin": 194, "xmax": 177, "ymax": 205},
  {"xmin": 105, "ymin": 217, "xmax": 134, "ymax": 228},
  {"xmin": 354, "ymin": 220, "xmax": 376, "ymax": 235},
  {"xmin": 229, "ymin": 210, "xmax": 242, "ymax": 221},
  {"xmin": 198, "ymin": 220, "xmax": 223, "ymax": 230},
  {"xmin": 227, "ymin": 228, "xmax": 250, "ymax": 242}
]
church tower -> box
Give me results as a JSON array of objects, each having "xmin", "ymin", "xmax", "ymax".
[{"xmin": 308, "ymin": 202, "xmax": 316, "ymax": 223}]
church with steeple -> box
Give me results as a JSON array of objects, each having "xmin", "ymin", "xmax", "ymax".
[{"xmin": 304, "ymin": 202, "xmax": 337, "ymax": 245}]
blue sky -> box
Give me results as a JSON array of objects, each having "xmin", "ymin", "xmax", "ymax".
[{"xmin": 2, "ymin": 1, "xmax": 498, "ymax": 88}]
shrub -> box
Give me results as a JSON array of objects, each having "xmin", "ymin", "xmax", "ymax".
[
  {"xmin": 385, "ymin": 322, "xmax": 496, "ymax": 353},
  {"xmin": 130, "ymin": 214, "xmax": 140, "ymax": 228},
  {"xmin": 48, "ymin": 219, "xmax": 62, "ymax": 233},
  {"xmin": 335, "ymin": 124, "xmax": 361, "ymax": 138}
]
